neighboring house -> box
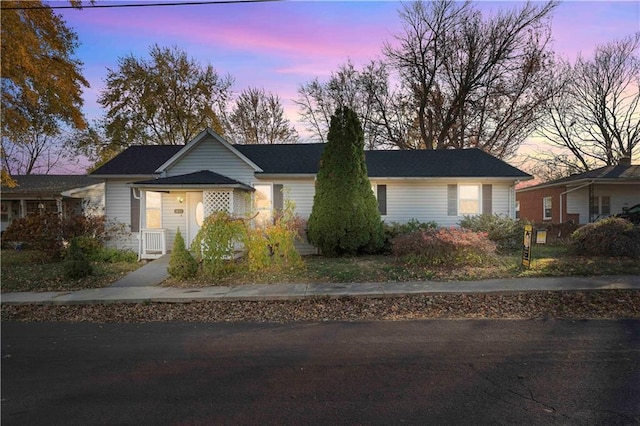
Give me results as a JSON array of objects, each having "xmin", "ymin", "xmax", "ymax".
[
  {"xmin": 90, "ymin": 128, "xmax": 531, "ymax": 259},
  {"xmin": 516, "ymin": 157, "xmax": 640, "ymax": 224},
  {"xmin": 1, "ymin": 175, "xmax": 105, "ymax": 232}
]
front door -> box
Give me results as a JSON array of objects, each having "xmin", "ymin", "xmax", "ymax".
[{"xmin": 187, "ymin": 192, "xmax": 204, "ymax": 249}]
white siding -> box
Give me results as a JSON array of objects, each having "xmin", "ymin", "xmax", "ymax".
[
  {"xmin": 161, "ymin": 191, "xmax": 188, "ymax": 251},
  {"xmin": 372, "ymin": 179, "xmax": 516, "ymax": 227},
  {"xmin": 567, "ymin": 183, "xmax": 640, "ymax": 224},
  {"xmin": 104, "ymin": 179, "xmax": 138, "ymax": 251},
  {"xmin": 165, "ymin": 134, "xmax": 255, "ymax": 184}
]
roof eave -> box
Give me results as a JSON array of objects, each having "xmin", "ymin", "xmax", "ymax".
[{"xmin": 128, "ymin": 183, "xmax": 255, "ymax": 192}]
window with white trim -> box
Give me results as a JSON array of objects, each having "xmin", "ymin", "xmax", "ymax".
[
  {"xmin": 145, "ymin": 191, "xmax": 162, "ymax": 229},
  {"xmin": 543, "ymin": 196, "xmax": 552, "ymax": 220},
  {"xmin": 459, "ymin": 184, "xmax": 480, "ymax": 215}
]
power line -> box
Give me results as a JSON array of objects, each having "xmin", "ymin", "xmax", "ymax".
[{"xmin": 1, "ymin": 0, "xmax": 278, "ymax": 11}]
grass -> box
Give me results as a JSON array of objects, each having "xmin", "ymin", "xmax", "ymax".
[
  {"xmin": 4, "ymin": 242, "xmax": 640, "ymax": 293},
  {"xmin": 164, "ymin": 243, "xmax": 640, "ymax": 288},
  {"xmin": 1, "ymin": 249, "xmax": 139, "ymax": 293}
]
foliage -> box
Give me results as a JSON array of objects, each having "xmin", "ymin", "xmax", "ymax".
[
  {"xmin": 167, "ymin": 228, "xmax": 198, "ymax": 280},
  {"xmin": 2, "ymin": 213, "xmax": 128, "ymax": 258},
  {"xmin": 0, "ymin": 169, "xmax": 18, "ymax": 188},
  {"xmin": 1, "ymin": 0, "xmax": 88, "ymax": 175},
  {"xmin": 459, "ymin": 214, "xmax": 525, "ymax": 253},
  {"xmin": 96, "ymin": 44, "xmax": 232, "ymax": 161},
  {"xmin": 226, "ymin": 87, "xmax": 298, "ymax": 145},
  {"xmin": 1, "ymin": 248, "xmax": 139, "ymax": 293},
  {"xmin": 536, "ymin": 33, "xmax": 640, "ymax": 172},
  {"xmin": 391, "ymin": 228, "xmax": 497, "ymax": 267},
  {"xmin": 382, "ymin": 219, "xmax": 439, "ymax": 252},
  {"xmin": 307, "ymin": 106, "xmax": 384, "ymax": 256},
  {"xmin": 191, "ymin": 211, "xmax": 247, "ymax": 277},
  {"xmin": 63, "ymin": 237, "xmax": 93, "ymax": 279},
  {"xmin": 570, "ymin": 218, "xmax": 640, "ymax": 258}
]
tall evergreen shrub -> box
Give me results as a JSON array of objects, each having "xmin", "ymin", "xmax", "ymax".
[{"xmin": 306, "ymin": 106, "xmax": 384, "ymax": 256}]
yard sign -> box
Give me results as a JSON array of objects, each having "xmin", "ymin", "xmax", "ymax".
[{"xmin": 522, "ymin": 224, "xmax": 533, "ymax": 268}]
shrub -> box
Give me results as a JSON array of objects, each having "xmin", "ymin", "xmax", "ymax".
[
  {"xmin": 244, "ymin": 198, "xmax": 304, "ymax": 272},
  {"xmin": 391, "ymin": 227, "xmax": 497, "ymax": 267},
  {"xmin": 570, "ymin": 218, "xmax": 640, "ymax": 258},
  {"xmin": 168, "ymin": 228, "xmax": 199, "ymax": 280},
  {"xmin": 191, "ymin": 212, "xmax": 247, "ymax": 277},
  {"xmin": 63, "ymin": 237, "xmax": 93, "ymax": 279},
  {"xmin": 2, "ymin": 213, "xmax": 130, "ymax": 258},
  {"xmin": 306, "ymin": 106, "xmax": 384, "ymax": 256},
  {"xmin": 459, "ymin": 214, "xmax": 524, "ymax": 252}
]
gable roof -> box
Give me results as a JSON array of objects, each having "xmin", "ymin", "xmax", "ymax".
[
  {"xmin": 517, "ymin": 163, "xmax": 640, "ymax": 192},
  {"xmin": 91, "ymin": 142, "xmax": 531, "ymax": 179},
  {"xmin": 130, "ymin": 170, "xmax": 254, "ymax": 191},
  {"xmin": 155, "ymin": 128, "xmax": 262, "ymax": 173},
  {"xmin": 1, "ymin": 175, "xmax": 103, "ymax": 198}
]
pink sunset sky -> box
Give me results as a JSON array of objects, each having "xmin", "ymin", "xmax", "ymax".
[{"xmin": 56, "ymin": 0, "xmax": 639, "ymax": 160}]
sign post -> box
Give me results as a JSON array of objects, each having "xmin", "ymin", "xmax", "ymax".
[{"xmin": 522, "ymin": 224, "xmax": 533, "ymax": 268}]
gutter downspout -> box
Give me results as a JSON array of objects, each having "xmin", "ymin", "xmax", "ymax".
[{"xmin": 559, "ymin": 180, "xmax": 594, "ymax": 223}]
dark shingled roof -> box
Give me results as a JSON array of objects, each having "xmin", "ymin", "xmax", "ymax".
[
  {"xmin": 1, "ymin": 175, "xmax": 103, "ymax": 196},
  {"xmin": 520, "ymin": 163, "xmax": 640, "ymax": 191},
  {"xmin": 132, "ymin": 170, "xmax": 253, "ymax": 190},
  {"xmin": 91, "ymin": 143, "xmax": 530, "ymax": 179},
  {"xmin": 92, "ymin": 145, "xmax": 182, "ymax": 175}
]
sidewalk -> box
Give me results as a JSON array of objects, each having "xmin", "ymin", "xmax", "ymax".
[{"xmin": 2, "ymin": 275, "xmax": 639, "ymax": 305}]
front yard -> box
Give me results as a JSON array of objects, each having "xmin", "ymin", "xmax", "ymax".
[{"xmin": 2, "ymin": 244, "xmax": 639, "ymax": 293}]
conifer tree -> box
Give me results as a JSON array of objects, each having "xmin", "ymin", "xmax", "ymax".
[
  {"xmin": 307, "ymin": 107, "xmax": 384, "ymax": 256},
  {"xmin": 168, "ymin": 228, "xmax": 199, "ymax": 280}
]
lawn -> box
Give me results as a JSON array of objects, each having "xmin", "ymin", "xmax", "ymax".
[
  {"xmin": 1, "ymin": 249, "xmax": 139, "ymax": 293},
  {"xmin": 3, "ymin": 243, "xmax": 639, "ymax": 293},
  {"xmin": 164, "ymin": 243, "xmax": 640, "ymax": 288}
]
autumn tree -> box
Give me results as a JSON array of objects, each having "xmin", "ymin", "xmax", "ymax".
[
  {"xmin": 536, "ymin": 33, "xmax": 640, "ymax": 173},
  {"xmin": 97, "ymin": 45, "xmax": 232, "ymax": 156},
  {"xmin": 306, "ymin": 107, "xmax": 384, "ymax": 256},
  {"xmin": 384, "ymin": 0, "xmax": 557, "ymax": 158},
  {"xmin": 1, "ymin": 0, "xmax": 89, "ymax": 175},
  {"xmin": 226, "ymin": 87, "xmax": 298, "ymax": 144}
]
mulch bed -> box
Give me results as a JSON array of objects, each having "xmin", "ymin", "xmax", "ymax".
[{"xmin": 2, "ymin": 290, "xmax": 639, "ymax": 323}]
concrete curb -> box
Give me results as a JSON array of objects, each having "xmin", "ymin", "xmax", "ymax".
[{"xmin": 2, "ymin": 275, "xmax": 639, "ymax": 306}]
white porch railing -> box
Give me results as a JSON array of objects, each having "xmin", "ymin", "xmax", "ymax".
[{"xmin": 140, "ymin": 228, "xmax": 167, "ymax": 260}]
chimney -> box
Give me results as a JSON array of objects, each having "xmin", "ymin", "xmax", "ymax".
[{"xmin": 618, "ymin": 156, "xmax": 631, "ymax": 166}]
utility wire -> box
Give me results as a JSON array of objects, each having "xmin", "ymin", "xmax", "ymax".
[{"xmin": 1, "ymin": 0, "xmax": 278, "ymax": 11}]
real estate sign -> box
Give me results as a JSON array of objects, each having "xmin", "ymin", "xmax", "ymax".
[{"xmin": 522, "ymin": 224, "xmax": 533, "ymax": 268}]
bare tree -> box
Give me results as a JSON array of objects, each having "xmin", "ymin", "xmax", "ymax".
[
  {"xmin": 537, "ymin": 33, "xmax": 640, "ymax": 171},
  {"xmin": 384, "ymin": 0, "xmax": 557, "ymax": 158},
  {"xmin": 226, "ymin": 87, "xmax": 298, "ymax": 144},
  {"xmin": 296, "ymin": 60, "xmax": 413, "ymax": 149}
]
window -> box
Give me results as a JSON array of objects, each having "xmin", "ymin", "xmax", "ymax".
[
  {"xmin": 543, "ymin": 197, "xmax": 552, "ymax": 220},
  {"xmin": 515, "ymin": 201, "xmax": 520, "ymax": 219},
  {"xmin": 590, "ymin": 196, "xmax": 611, "ymax": 216},
  {"xmin": 26, "ymin": 200, "xmax": 57, "ymax": 215},
  {"xmin": 375, "ymin": 184, "xmax": 387, "ymax": 215},
  {"xmin": 253, "ymin": 184, "xmax": 272, "ymax": 227},
  {"xmin": 145, "ymin": 191, "xmax": 162, "ymax": 229},
  {"xmin": 459, "ymin": 184, "xmax": 480, "ymax": 215}
]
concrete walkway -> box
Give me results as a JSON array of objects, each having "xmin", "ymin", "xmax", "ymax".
[
  {"xmin": 2, "ymin": 275, "xmax": 639, "ymax": 305},
  {"xmin": 110, "ymin": 254, "xmax": 170, "ymax": 287}
]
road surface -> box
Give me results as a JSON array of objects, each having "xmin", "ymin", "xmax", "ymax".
[{"xmin": 2, "ymin": 320, "xmax": 639, "ymax": 425}]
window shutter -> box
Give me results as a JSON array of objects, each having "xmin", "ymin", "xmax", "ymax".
[
  {"xmin": 377, "ymin": 184, "xmax": 387, "ymax": 215},
  {"xmin": 447, "ymin": 184, "xmax": 457, "ymax": 216},
  {"xmin": 130, "ymin": 189, "xmax": 140, "ymax": 232},
  {"xmin": 482, "ymin": 184, "xmax": 492, "ymax": 215},
  {"xmin": 273, "ymin": 184, "xmax": 284, "ymax": 211}
]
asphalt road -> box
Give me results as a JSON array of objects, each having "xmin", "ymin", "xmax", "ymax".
[{"xmin": 2, "ymin": 320, "xmax": 639, "ymax": 425}]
